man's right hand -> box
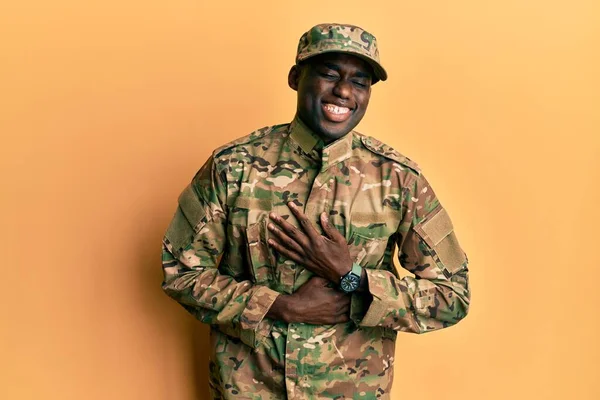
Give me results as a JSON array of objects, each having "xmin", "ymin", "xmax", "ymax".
[{"xmin": 266, "ymin": 276, "xmax": 350, "ymax": 324}]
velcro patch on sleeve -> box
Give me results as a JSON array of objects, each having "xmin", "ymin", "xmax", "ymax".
[
  {"xmin": 421, "ymin": 208, "xmax": 453, "ymax": 246},
  {"xmin": 165, "ymin": 207, "xmax": 195, "ymax": 255},
  {"xmin": 178, "ymin": 184, "xmax": 206, "ymax": 232},
  {"xmin": 435, "ymin": 231, "xmax": 467, "ymax": 276},
  {"xmin": 415, "ymin": 207, "xmax": 466, "ymax": 276},
  {"xmin": 165, "ymin": 184, "xmax": 207, "ymax": 256}
]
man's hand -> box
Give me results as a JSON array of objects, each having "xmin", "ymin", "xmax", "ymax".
[
  {"xmin": 267, "ymin": 202, "xmax": 353, "ymax": 284},
  {"xmin": 267, "ymin": 277, "xmax": 350, "ymax": 324}
]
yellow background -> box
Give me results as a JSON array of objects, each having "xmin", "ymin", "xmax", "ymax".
[{"xmin": 1, "ymin": 1, "xmax": 599, "ymax": 399}]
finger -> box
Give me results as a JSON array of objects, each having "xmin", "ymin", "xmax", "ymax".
[
  {"xmin": 320, "ymin": 212, "xmax": 345, "ymax": 243},
  {"xmin": 309, "ymin": 276, "xmax": 329, "ymax": 286},
  {"xmin": 268, "ymin": 222, "xmax": 304, "ymax": 255},
  {"xmin": 337, "ymin": 297, "xmax": 351, "ymax": 309},
  {"xmin": 335, "ymin": 313, "xmax": 350, "ymax": 323},
  {"xmin": 335, "ymin": 299, "xmax": 350, "ymax": 312},
  {"xmin": 324, "ymin": 280, "xmax": 336, "ymax": 289},
  {"xmin": 337, "ymin": 306, "xmax": 350, "ymax": 317},
  {"xmin": 336, "ymin": 292, "xmax": 351, "ymax": 302},
  {"xmin": 269, "ymin": 211, "xmax": 311, "ymax": 248},
  {"xmin": 287, "ymin": 202, "xmax": 320, "ymax": 242},
  {"xmin": 267, "ymin": 237, "xmax": 306, "ymax": 265}
]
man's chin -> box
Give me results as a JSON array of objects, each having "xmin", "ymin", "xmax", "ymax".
[{"xmin": 316, "ymin": 121, "xmax": 354, "ymax": 142}]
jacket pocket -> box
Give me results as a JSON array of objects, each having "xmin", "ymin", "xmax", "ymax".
[
  {"xmin": 244, "ymin": 218, "xmax": 275, "ymax": 284},
  {"xmin": 347, "ymin": 233, "xmax": 389, "ymax": 268},
  {"xmin": 229, "ymin": 194, "xmax": 275, "ymax": 284},
  {"xmin": 347, "ymin": 210, "xmax": 399, "ymax": 269}
]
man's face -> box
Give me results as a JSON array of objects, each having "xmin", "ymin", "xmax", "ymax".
[{"xmin": 289, "ymin": 53, "xmax": 373, "ymax": 143}]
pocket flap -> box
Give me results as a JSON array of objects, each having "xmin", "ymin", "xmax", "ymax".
[
  {"xmin": 245, "ymin": 219, "xmax": 274, "ymax": 284},
  {"xmin": 350, "ymin": 211, "xmax": 401, "ymax": 240},
  {"xmin": 231, "ymin": 195, "xmax": 272, "ymax": 225},
  {"xmin": 233, "ymin": 196, "xmax": 272, "ymax": 211},
  {"xmin": 351, "ymin": 211, "xmax": 401, "ymax": 226}
]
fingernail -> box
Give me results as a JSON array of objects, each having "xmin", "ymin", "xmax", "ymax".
[
  {"xmin": 288, "ymin": 202, "xmax": 296, "ymax": 208},
  {"xmin": 322, "ymin": 212, "xmax": 328, "ymax": 222},
  {"xmin": 268, "ymin": 223, "xmax": 274, "ymax": 230}
]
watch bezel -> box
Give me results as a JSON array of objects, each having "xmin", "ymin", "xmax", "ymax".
[{"xmin": 340, "ymin": 263, "xmax": 362, "ymax": 293}]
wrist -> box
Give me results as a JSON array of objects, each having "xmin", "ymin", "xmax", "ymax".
[
  {"xmin": 356, "ymin": 268, "xmax": 368, "ymax": 293},
  {"xmin": 336, "ymin": 260, "xmax": 353, "ymax": 282},
  {"xmin": 339, "ymin": 262, "xmax": 363, "ymax": 293},
  {"xmin": 267, "ymin": 294, "xmax": 294, "ymax": 323}
]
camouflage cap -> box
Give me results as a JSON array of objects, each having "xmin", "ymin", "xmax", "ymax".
[{"xmin": 296, "ymin": 23, "xmax": 388, "ymax": 83}]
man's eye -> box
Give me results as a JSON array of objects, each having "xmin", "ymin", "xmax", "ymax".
[
  {"xmin": 353, "ymin": 81, "xmax": 367, "ymax": 88},
  {"xmin": 320, "ymin": 72, "xmax": 338, "ymax": 79}
]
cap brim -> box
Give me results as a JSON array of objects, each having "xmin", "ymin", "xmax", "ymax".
[{"xmin": 297, "ymin": 49, "xmax": 388, "ymax": 84}]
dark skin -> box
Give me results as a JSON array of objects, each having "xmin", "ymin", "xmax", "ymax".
[
  {"xmin": 289, "ymin": 53, "xmax": 374, "ymax": 143},
  {"xmin": 266, "ymin": 53, "xmax": 373, "ymax": 324}
]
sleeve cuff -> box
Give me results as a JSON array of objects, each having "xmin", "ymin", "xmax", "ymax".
[
  {"xmin": 239, "ymin": 285, "xmax": 280, "ymax": 348},
  {"xmin": 352, "ymin": 269, "xmax": 405, "ymax": 327},
  {"xmin": 349, "ymin": 291, "xmax": 370, "ymax": 325}
]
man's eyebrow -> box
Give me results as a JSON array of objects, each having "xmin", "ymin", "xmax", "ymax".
[
  {"xmin": 323, "ymin": 62, "xmax": 342, "ymax": 72},
  {"xmin": 354, "ymin": 71, "xmax": 371, "ymax": 79},
  {"xmin": 322, "ymin": 62, "xmax": 371, "ymax": 79}
]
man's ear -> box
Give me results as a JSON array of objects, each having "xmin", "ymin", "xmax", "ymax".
[{"xmin": 288, "ymin": 65, "xmax": 301, "ymax": 91}]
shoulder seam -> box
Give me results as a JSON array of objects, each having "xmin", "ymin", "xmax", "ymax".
[
  {"xmin": 212, "ymin": 123, "xmax": 288, "ymax": 158},
  {"xmin": 359, "ymin": 134, "xmax": 421, "ymax": 175}
]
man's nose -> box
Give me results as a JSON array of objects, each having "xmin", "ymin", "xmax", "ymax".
[{"xmin": 333, "ymin": 80, "xmax": 352, "ymax": 99}]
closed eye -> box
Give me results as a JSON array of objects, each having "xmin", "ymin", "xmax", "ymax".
[{"xmin": 320, "ymin": 72, "xmax": 339, "ymax": 79}]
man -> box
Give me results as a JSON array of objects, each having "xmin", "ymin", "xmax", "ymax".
[{"xmin": 162, "ymin": 23, "xmax": 470, "ymax": 399}]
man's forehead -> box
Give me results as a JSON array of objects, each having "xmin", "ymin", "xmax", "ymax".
[{"xmin": 308, "ymin": 53, "xmax": 374, "ymax": 76}]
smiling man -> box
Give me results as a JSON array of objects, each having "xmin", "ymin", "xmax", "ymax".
[{"xmin": 161, "ymin": 23, "xmax": 470, "ymax": 399}]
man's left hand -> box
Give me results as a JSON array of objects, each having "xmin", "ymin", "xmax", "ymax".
[{"xmin": 267, "ymin": 202, "xmax": 353, "ymax": 284}]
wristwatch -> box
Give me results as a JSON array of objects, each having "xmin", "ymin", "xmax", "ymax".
[{"xmin": 339, "ymin": 263, "xmax": 362, "ymax": 293}]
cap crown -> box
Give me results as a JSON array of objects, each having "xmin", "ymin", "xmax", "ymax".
[{"xmin": 296, "ymin": 23, "xmax": 387, "ymax": 82}]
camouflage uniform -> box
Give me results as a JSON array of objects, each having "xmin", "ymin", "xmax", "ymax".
[{"xmin": 162, "ymin": 24, "xmax": 469, "ymax": 400}]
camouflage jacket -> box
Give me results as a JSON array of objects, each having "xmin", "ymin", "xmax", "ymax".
[{"xmin": 162, "ymin": 117, "xmax": 470, "ymax": 399}]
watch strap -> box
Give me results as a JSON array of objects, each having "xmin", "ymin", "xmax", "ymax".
[{"xmin": 351, "ymin": 262, "xmax": 362, "ymax": 278}]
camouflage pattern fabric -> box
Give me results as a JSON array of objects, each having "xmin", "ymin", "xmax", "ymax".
[
  {"xmin": 162, "ymin": 116, "xmax": 470, "ymax": 399},
  {"xmin": 296, "ymin": 23, "xmax": 388, "ymax": 83}
]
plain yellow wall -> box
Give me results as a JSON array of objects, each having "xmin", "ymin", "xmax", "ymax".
[{"xmin": 1, "ymin": 1, "xmax": 599, "ymax": 399}]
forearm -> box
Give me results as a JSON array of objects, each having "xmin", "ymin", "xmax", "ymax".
[
  {"xmin": 351, "ymin": 265, "xmax": 469, "ymax": 334},
  {"xmin": 362, "ymin": 173, "xmax": 472, "ymax": 333},
  {"xmin": 265, "ymin": 295, "xmax": 291, "ymax": 322},
  {"xmin": 265, "ymin": 276, "xmax": 352, "ymax": 325},
  {"xmin": 162, "ymin": 245, "xmax": 279, "ymax": 346}
]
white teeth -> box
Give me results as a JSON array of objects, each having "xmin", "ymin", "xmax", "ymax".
[{"xmin": 324, "ymin": 104, "xmax": 350, "ymax": 114}]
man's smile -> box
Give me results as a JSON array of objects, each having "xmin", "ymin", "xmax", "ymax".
[{"xmin": 322, "ymin": 102, "xmax": 353, "ymax": 123}]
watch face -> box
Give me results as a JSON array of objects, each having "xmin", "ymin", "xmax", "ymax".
[{"xmin": 340, "ymin": 273, "xmax": 360, "ymax": 293}]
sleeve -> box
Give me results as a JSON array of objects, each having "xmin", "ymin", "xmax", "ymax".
[
  {"xmin": 161, "ymin": 156, "xmax": 280, "ymax": 348},
  {"xmin": 350, "ymin": 173, "xmax": 470, "ymax": 333}
]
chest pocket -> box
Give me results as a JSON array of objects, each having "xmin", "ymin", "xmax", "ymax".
[
  {"xmin": 229, "ymin": 195, "xmax": 275, "ymax": 284},
  {"xmin": 245, "ymin": 218, "xmax": 276, "ymax": 283},
  {"xmin": 348, "ymin": 211, "xmax": 401, "ymax": 269}
]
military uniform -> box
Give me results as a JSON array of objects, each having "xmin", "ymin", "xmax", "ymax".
[{"xmin": 162, "ymin": 24, "xmax": 470, "ymax": 400}]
